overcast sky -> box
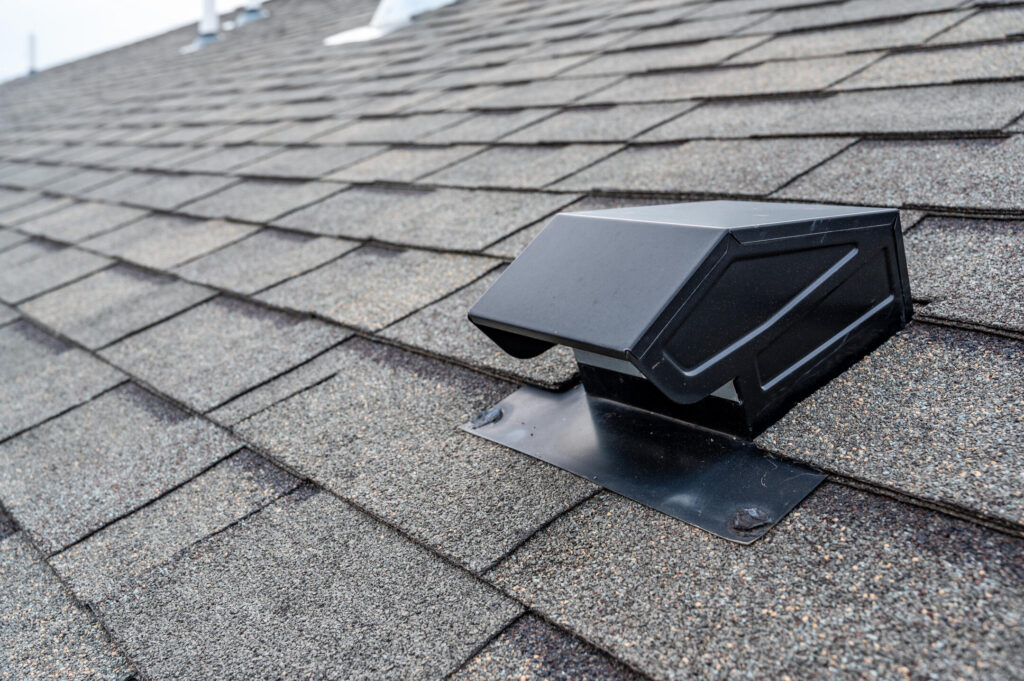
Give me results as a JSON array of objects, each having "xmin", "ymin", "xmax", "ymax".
[{"xmin": 0, "ymin": 0, "xmax": 252, "ymax": 84}]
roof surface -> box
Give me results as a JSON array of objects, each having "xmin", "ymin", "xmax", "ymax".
[{"xmin": 0, "ymin": 0, "xmax": 1022, "ymax": 679}]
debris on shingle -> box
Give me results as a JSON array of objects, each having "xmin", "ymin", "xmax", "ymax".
[
  {"xmin": 258, "ymin": 245, "xmax": 495, "ymax": 330},
  {"xmin": 836, "ymin": 42, "xmax": 1024, "ymax": 90},
  {"xmin": 236, "ymin": 145, "xmax": 386, "ymax": 179},
  {"xmin": 555, "ymin": 138, "xmax": 853, "ymax": 194},
  {"xmin": 382, "ymin": 269, "xmax": 577, "ymax": 388},
  {"xmin": 906, "ymin": 217, "xmax": 1024, "ymax": 335},
  {"xmin": 96, "ymin": 490, "xmax": 522, "ymax": 679},
  {"xmin": 21, "ymin": 265, "xmax": 214, "ymax": 349},
  {"xmin": 235, "ymin": 339, "xmax": 596, "ymax": 572},
  {"xmin": 51, "ymin": 450, "xmax": 299, "ymax": 603},
  {"xmin": 174, "ymin": 229, "xmax": 358, "ymax": 295},
  {"xmin": 0, "ymin": 533, "xmax": 134, "ymax": 681},
  {"xmin": 178, "ymin": 179, "xmax": 340, "ymax": 223},
  {"xmin": 758, "ymin": 324, "xmax": 1024, "ymax": 525},
  {"xmin": 0, "ymin": 320, "xmax": 123, "ymax": 440},
  {"xmin": 489, "ymin": 484, "xmax": 1024, "ymax": 681},
  {"xmin": 777, "ymin": 136, "xmax": 1024, "ymax": 210},
  {"xmin": 101, "ymin": 297, "xmax": 347, "ymax": 412},
  {"xmin": 328, "ymin": 144, "xmax": 483, "ymax": 182},
  {"xmin": 82, "ymin": 214, "xmax": 257, "ymax": 268},
  {"xmin": 640, "ymin": 83, "xmax": 1024, "ymax": 139},
  {"xmin": 0, "ymin": 383, "xmax": 238, "ymax": 554},
  {"xmin": 504, "ymin": 103, "xmax": 698, "ymax": 143},
  {"xmin": 0, "ymin": 242, "xmax": 111, "ymax": 303},
  {"xmin": 17, "ymin": 201, "xmax": 147, "ymax": 242},
  {"xmin": 426, "ymin": 144, "xmax": 622, "ymax": 189},
  {"xmin": 276, "ymin": 185, "xmax": 574, "ymax": 250}
]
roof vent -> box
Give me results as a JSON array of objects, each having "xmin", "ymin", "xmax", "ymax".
[
  {"xmin": 465, "ymin": 200, "xmax": 912, "ymax": 542},
  {"xmin": 324, "ymin": 0, "xmax": 457, "ymax": 45}
]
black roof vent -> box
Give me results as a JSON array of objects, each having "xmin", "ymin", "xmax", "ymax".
[{"xmin": 465, "ymin": 200, "xmax": 912, "ymax": 542}]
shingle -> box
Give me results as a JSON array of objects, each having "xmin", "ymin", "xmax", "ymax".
[
  {"xmin": 327, "ymin": 144, "xmax": 483, "ymax": 182},
  {"xmin": 16, "ymin": 201, "xmax": 147, "ymax": 242},
  {"xmin": 178, "ymin": 179, "xmax": 340, "ymax": 222},
  {"xmin": 0, "ymin": 194, "xmax": 74, "ymax": 226},
  {"xmin": 0, "ymin": 187, "xmax": 39, "ymax": 212},
  {"xmin": 173, "ymin": 144, "xmax": 284, "ymax": 173},
  {"xmin": 929, "ymin": 6, "xmax": 1024, "ymax": 44},
  {"xmin": 101, "ymin": 297, "xmax": 347, "ymax": 412},
  {"xmin": 489, "ymin": 484, "xmax": 1024, "ymax": 681},
  {"xmin": 201, "ymin": 121, "xmax": 290, "ymax": 145},
  {"xmin": 1, "ymin": 163, "xmax": 78, "ymax": 190},
  {"xmin": 0, "ymin": 239, "xmax": 51, "ymax": 269},
  {"xmin": 174, "ymin": 229, "xmax": 358, "ymax": 294},
  {"xmin": 0, "ymin": 321, "xmax": 124, "ymax": 440},
  {"xmin": 425, "ymin": 144, "xmax": 621, "ymax": 189},
  {"xmin": 82, "ymin": 214, "xmax": 257, "ymax": 268},
  {"xmin": 429, "ymin": 55, "xmax": 590, "ymax": 88},
  {"xmin": 0, "ymin": 533, "xmax": 133, "ymax": 681},
  {"xmin": 905, "ymin": 217, "xmax": 1024, "ymax": 335},
  {"xmin": 758, "ymin": 324, "xmax": 1024, "ymax": 524},
  {"xmin": 235, "ymin": 339, "xmax": 596, "ymax": 572},
  {"xmin": 0, "ymin": 228, "xmax": 27, "ymax": 252},
  {"xmin": 0, "ymin": 243, "xmax": 111, "ymax": 303},
  {"xmin": 732, "ymin": 12, "xmax": 969, "ymax": 62},
  {"xmin": 584, "ymin": 53, "xmax": 879, "ymax": 102},
  {"xmin": 740, "ymin": 0, "xmax": 968, "ymax": 34},
  {"xmin": 640, "ymin": 83, "xmax": 1024, "ymax": 139},
  {"xmin": 555, "ymin": 138, "xmax": 853, "ymax": 194},
  {"xmin": 311, "ymin": 113, "xmax": 471, "ymax": 144},
  {"xmin": 236, "ymin": 145, "xmax": 386, "ymax": 179},
  {"xmin": 0, "ymin": 302, "xmax": 16, "ymax": 325},
  {"xmin": 776, "ymin": 137, "xmax": 1024, "ymax": 210},
  {"xmin": 452, "ymin": 615, "xmax": 643, "ymax": 681},
  {"xmin": 43, "ymin": 167, "xmax": 123, "ymax": 195},
  {"xmin": 562, "ymin": 36, "xmax": 764, "ymax": 77},
  {"xmin": 51, "ymin": 451, "xmax": 298, "ymax": 603},
  {"xmin": 423, "ymin": 109, "xmax": 553, "ymax": 143},
  {"xmin": 836, "ymin": 42, "xmax": 1024, "ymax": 90},
  {"xmin": 96, "ymin": 490, "xmax": 522, "ymax": 680},
  {"xmin": 21, "ymin": 265, "xmax": 214, "ymax": 349},
  {"xmin": 132, "ymin": 172, "xmax": 238, "ymax": 210},
  {"xmin": 276, "ymin": 185, "xmax": 574, "ymax": 250},
  {"xmin": 504, "ymin": 103, "xmax": 697, "ymax": 143},
  {"xmin": 256, "ymin": 118, "xmax": 350, "ymax": 144},
  {"xmin": 475, "ymin": 77, "xmax": 619, "ymax": 109},
  {"xmin": 0, "ymin": 384, "xmax": 239, "ymax": 554},
  {"xmin": 259, "ymin": 246, "xmax": 494, "ymax": 329},
  {"xmin": 382, "ymin": 269, "xmax": 576, "ymax": 388},
  {"xmin": 615, "ymin": 14, "xmax": 767, "ymax": 49}
]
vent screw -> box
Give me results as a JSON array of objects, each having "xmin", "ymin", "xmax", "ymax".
[
  {"xmin": 731, "ymin": 506, "xmax": 773, "ymax": 534},
  {"xmin": 471, "ymin": 406, "xmax": 503, "ymax": 429}
]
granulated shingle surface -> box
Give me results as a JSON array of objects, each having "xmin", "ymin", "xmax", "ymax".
[
  {"xmin": 504, "ymin": 103, "xmax": 698, "ymax": 143},
  {"xmin": 836, "ymin": 42, "xmax": 1024, "ymax": 90},
  {"xmin": 236, "ymin": 145, "xmax": 387, "ymax": 179},
  {"xmin": 235, "ymin": 339, "xmax": 595, "ymax": 572},
  {"xmin": 328, "ymin": 144, "xmax": 483, "ymax": 182},
  {"xmin": 82, "ymin": 214, "xmax": 257, "ymax": 268},
  {"xmin": 16, "ymin": 201, "xmax": 147, "ymax": 242},
  {"xmin": 178, "ymin": 179, "xmax": 341, "ymax": 222},
  {"xmin": 96, "ymin": 490, "xmax": 522, "ymax": 680},
  {"xmin": 0, "ymin": 383, "xmax": 239, "ymax": 554},
  {"xmin": 101, "ymin": 297, "xmax": 347, "ymax": 411},
  {"xmin": 20, "ymin": 264, "xmax": 214, "ymax": 349},
  {"xmin": 426, "ymin": 144, "xmax": 622, "ymax": 189}
]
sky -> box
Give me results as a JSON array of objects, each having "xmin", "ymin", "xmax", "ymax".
[{"xmin": 0, "ymin": 0, "xmax": 254, "ymax": 84}]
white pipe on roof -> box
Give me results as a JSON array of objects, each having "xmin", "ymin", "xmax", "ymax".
[
  {"xmin": 324, "ymin": 0, "xmax": 457, "ymax": 46},
  {"xmin": 199, "ymin": 0, "xmax": 220, "ymax": 37}
]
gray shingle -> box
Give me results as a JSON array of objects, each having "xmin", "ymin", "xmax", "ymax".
[
  {"xmin": 504, "ymin": 103, "xmax": 697, "ymax": 143},
  {"xmin": 101, "ymin": 297, "xmax": 347, "ymax": 412},
  {"xmin": 740, "ymin": 0, "xmax": 967, "ymax": 35},
  {"xmin": 758, "ymin": 324, "xmax": 1024, "ymax": 525},
  {"xmin": 776, "ymin": 137, "xmax": 1024, "ymax": 210},
  {"xmin": 0, "ymin": 243, "xmax": 111, "ymax": 303},
  {"xmin": 475, "ymin": 77, "xmax": 619, "ymax": 109},
  {"xmin": 836, "ymin": 42, "xmax": 1024, "ymax": 90},
  {"xmin": 0, "ymin": 187, "xmax": 40, "ymax": 212},
  {"xmin": 615, "ymin": 14, "xmax": 767, "ymax": 49},
  {"xmin": 96, "ymin": 490, "xmax": 522, "ymax": 679},
  {"xmin": 275, "ymin": 186, "xmax": 575, "ymax": 250},
  {"xmin": 257, "ymin": 119, "xmax": 350, "ymax": 144},
  {"xmin": 312, "ymin": 113, "xmax": 471, "ymax": 144},
  {"xmin": 555, "ymin": 138, "xmax": 852, "ymax": 194},
  {"xmin": 490, "ymin": 484, "xmax": 1024, "ymax": 681},
  {"xmin": 100, "ymin": 172, "xmax": 238, "ymax": 210},
  {"xmin": 0, "ymin": 320, "xmax": 124, "ymax": 440},
  {"xmin": 906, "ymin": 217, "xmax": 1024, "ymax": 335},
  {"xmin": 642, "ymin": 83, "xmax": 1024, "ymax": 139},
  {"xmin": 0, "ymin": 195, "xmax": 74, "ymax": 226},
  {"xmin": 17, "ymin": 201, "xmax": 147, "ymax": 242},
  {"xmin": 236, "ymin": 145, "xmax": 386, "ymax": 179},
  {"xmin": 423, "ymin": 109, "xmax": 554, "ymax": 143},
  {"xmin": 561, "ymin": 37, "xmax": 764, "ymax": 77},
  {"xmin": 1, "ymin": 163, "xmax": 78, "ymax": 190},
  {"xmin": 82, "ymin": 215, "xmax": 257, "ymax": 268},
  {"xmin": 43, "ymin": 167, "xmax": 123, "ymax": 196},
  {"xmin": 258, "ymin": 246, "xmax": 495, "ymax": 330},
  {"xmin": 382, "ymin": 269, "xmax": 577, "ymax": 388},
  {"xmin": 328, "ymin": 144, "xmax": 483, "ymax": 182},
  {"xmin": 584, "ymin": 53, "xmax": 879, "ymax": 103},
  {"xmin": 21, "ymin": 265, "xmax": 214, "ymax": 349},
  {"xmin": 235, "ymin": 340, "xmax": 596, "ymax": 572},
  {"xmin": 732, "ymin": 12, "xmax": 969, "ymax": 62},
  {"xmin": 0, "ymin": 228, "xmax": 27, "ymax": 252},
  {"xmin": 929, "ymin": 6, "xmax": 1024, "ymax": 44},
  {"xmin": 51, "ymin": 451, "xmax": 299, "ymax": 603},
  {"xmin": 0, "ymin": 533, "xmax": 133, "ymax": 681},
  {"xmin": 425, "ymin": 144, "xmax": 622, "ymax": 189},
  {"xmin": 452, "ymin": 615, "xmax": 643, "ymax": 681},
  {"xmin": 0, "ymin": 302, "xmax": 16, "ymax": 325},
  {"xmin": 178, "ymin": 179, "xmax": 341, "ymax": 223},
  {"xmin": 0, "ymin": 383, "xmax": 239, "ymax": 554},
  {"xmin": 174, "ymin": 228, "xmax": 357, "ymax": 294}
]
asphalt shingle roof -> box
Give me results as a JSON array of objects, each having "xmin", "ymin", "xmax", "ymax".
[{"xmin": 1, "ymin": 0, "xmax": 1023, "ymax": 678}]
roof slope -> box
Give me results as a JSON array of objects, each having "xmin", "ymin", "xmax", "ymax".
[{"xmin": 0, "ymin": 0, "xmax": 1022, "ymax": 678}]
